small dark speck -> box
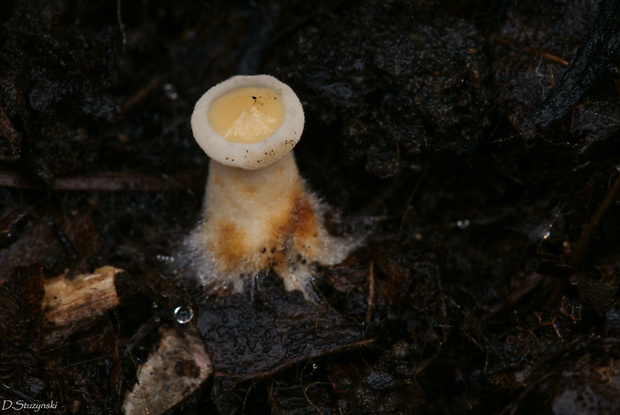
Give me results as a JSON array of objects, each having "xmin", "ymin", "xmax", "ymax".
[
  {"xmin": 301, "ymin": 259, "xmax": 307, "ymax": 264},
  {"xmin": 271, "ymin": 248, "xmax": 276, "ymax": 253},
  {"xmin": 175, "ymin": 360, "xmax": 201, "ymax": 378},
  {"xmin": 261, "ymin": 247, "xmax": 266, "ymax": 253},
  {"xmin": 252, "ymin": 96, "xmax": 257, "ymax": 99}
]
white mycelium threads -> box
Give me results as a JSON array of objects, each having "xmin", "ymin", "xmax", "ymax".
[{"xmin": 185, "ymin": 75, "xmax": 356, "ymax": 297}]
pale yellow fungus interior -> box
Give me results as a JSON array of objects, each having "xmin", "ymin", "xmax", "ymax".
[{"xmin": 208, "ymin": 87, "xmax": 286, "ymax": 144}]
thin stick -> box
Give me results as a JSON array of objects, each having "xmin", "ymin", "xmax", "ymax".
[
  {"xmin": 365, "ymin": 260, "xmax": 375, "ymax": 324},
  {"xmin": 571, "ymin": 169, "xmax": 620, "ymax": 266},
  {"xmin": 492, "ymin": 36, "xmax": 569, "ymax": 67},
  {"xmin": 0, "ymin": 169, "xmax": 206, "ymax": 191}
]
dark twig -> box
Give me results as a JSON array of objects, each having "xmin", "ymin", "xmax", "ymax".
[
  {"xmin": 121, "ymin": 77, "xmax": 161, "ymax": 113},
  {"xmin": 547, "ymin": 169, "xmax": 620, "ymax": 306},
  {"xmin": 365, "ymin": 260, "xmax": 374, "ymax": 324},
  {"xmin": 571, "ymin": 169, "xmax": 620, "ymax": 266},
  {"xmin": 0, "ymin": 170, "xmax": 206, "ymax": 191},
  {"xmin": 532, "ymin": 0, "xmax": 620, "ymax": 133},
  {"xmin": 121, "ymin": 315, "xmax": 161, "ymax": 358},
  {"xmin": 0, "ymin": 104, "xmax": 22, "ymax": 161},
  {"xmin": 0, "ymin": 207, "xmax": 28, "ymax": 237},
  {"xmin": 492, "ymin": 36, "xmax": 569, "ymax": 67},
  {"xmin": 483, "ymin": 273, "xmax": 545, "ymax": 322}
]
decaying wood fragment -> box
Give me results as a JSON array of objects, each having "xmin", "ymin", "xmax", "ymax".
[
  {"xmin": 123, "ymin": 326, "xmax": 212, "ymax": 415},
  {"xmin": 42, "ymin": 266, "xmax": 123, "ymax": 345}
]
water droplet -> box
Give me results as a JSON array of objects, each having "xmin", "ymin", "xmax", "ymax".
[
  {"xmin": 174, "ymin": 306, "xmax": 193, "ymax": 324},
  {"xmin": 312, "ymin": 363, "xmax": 319, "ymax": 370},
  {"xmin": 569, "ymin": 274, "xmax": 582, "ymax": 285},
  {"xmin": 156, "ymin": 254, "xmax": 175, "ymax": 264},
  {"xmin": 456, "ymin": 219, "xmax": 470, "ymax": 229},
  {"xmin": 164, "ymin": 84, "xmax": 178, "ymax": 100},
  {"xmin": 152, "ymin": 302, "xmax": 158, "ymax": 309}
]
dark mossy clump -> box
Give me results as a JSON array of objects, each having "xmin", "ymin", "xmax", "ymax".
[
  {"xmin": 270, "ymin": 0, "xmax": 493, "ymax": 177},
  {"xmin": 0, "ymin": 0, "xmax": 121, "ymax": 181}
]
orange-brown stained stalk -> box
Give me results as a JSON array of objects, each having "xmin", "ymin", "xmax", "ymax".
[{"xmin": 185, "ymin": 75, "xmax": 357, "ymax": 298}]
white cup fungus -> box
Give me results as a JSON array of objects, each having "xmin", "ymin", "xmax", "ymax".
[{"xmin": 185, "ymin": 75, "xmax": 357, "ymax": 298}]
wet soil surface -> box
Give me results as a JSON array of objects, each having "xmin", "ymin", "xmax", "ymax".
[{"xmin": 1, "ymin": 0, "xmax": 620, "ymax": 414}]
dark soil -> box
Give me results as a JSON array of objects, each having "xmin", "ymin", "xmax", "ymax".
[{"xmin": 1, "ymin": 0, "xmax": 619, "ymax": 414}]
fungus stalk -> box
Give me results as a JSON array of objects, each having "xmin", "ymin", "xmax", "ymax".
[{"xmin": 185, "ymin": 75, "xmax": 356, "ymax": 296}]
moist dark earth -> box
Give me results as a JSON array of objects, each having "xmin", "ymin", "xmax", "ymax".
[{"xmin": 1, "ymin": 0, "xmax": 620, "ymax": 414}]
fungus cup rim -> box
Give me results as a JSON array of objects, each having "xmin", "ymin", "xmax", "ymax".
[{"xmin": 191, "ymin": 75, "xmax": 305, "ymax": 170}]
